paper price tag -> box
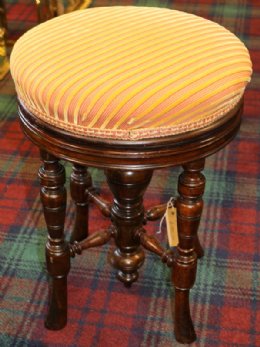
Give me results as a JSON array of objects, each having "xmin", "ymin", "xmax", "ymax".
[{"xmin": 166, "ymin": 205, "xmax": 179, "ymax": 247}]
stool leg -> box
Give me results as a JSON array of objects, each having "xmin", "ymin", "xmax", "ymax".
[
  {"xmin": 173, "ymin": 159, "xmax": 205, "ymax": 343},
  {"xmin": 106, "ymin": 169, "xmax": 153, "ymax": 286},
  {"xmin": 39, "ymin": 150, "xmax": 70, "ymax": 330},
  {"xmin": 70, "ymin": 164, "xmax": 92, "ymax": 242}
]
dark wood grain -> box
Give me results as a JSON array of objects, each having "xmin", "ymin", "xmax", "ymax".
[
  {"xmin": 137, "ymin": 228, "xmax": 174, "ymax": 267},
  {"xmin": 172, "ymin": 159, "xmax": 205, "ymax": 343},
  {"xmin": 86, "ymin": 189, "xmax": 111, "ymax": 217},
  {"xmin": 70, "ymin": 227, "xmax": 113, "ymax": 257},
  {"xmin": 18, "ymin": 98, "xmax": 243, "ymax": 343},
  {"xmin": 18, "ymin": 99, "xmax": 242, "ymax": 169},
  {"xmin": 106, "ymin": 169, "xmax": 153, "ymax": 286},
  {"xmin": 70, "ymin": 164, "xmax": 92, "ymax": 242},
  {"xmin": 38, "ymin": 150, "xmax": 70, "ymax": 330}
]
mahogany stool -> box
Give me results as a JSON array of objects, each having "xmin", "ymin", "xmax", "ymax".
[{"xmin": 10, "ymin": 7, "xmax": 252, "ymax": 344}]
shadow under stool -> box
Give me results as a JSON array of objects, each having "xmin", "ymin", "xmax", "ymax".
[{"xmin": 10, "ymin": 6, "xmax": 252, "ymax": 344}]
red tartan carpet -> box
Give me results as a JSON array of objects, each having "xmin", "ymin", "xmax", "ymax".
[{"xmin": 0, "ymin": 1, "xmax": 260, "ymax": 346}]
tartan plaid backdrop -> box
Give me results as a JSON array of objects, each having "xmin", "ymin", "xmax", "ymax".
[{"xmin": 0, "ymin": 0, "xmax": 260, "ymax": 346}]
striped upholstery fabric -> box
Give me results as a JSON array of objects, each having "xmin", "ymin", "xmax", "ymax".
[{"xmin": 10, "ymin": 6, "xmax": 252, "ymax": 140}]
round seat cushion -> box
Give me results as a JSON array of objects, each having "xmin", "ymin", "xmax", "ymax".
[{"xmin": 10, "ymin": 6, "xmax": 252, "ymax": 140}]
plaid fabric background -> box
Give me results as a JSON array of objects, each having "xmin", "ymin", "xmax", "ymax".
[{"xmin": 0, "ymin": 0, "xmax": 259, "ymax": 346}]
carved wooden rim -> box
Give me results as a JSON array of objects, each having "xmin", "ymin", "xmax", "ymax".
[{"xmin": 18, "ymin": 98, "xmax": 243, "ymax": 169}]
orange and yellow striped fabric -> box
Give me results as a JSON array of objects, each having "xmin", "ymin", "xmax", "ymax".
[{"xmin": 10, "ymin": 6, "xmax": 252, "ymax": 140}]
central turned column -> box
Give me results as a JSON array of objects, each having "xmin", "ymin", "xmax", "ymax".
[{"xmin": 105, "ymin": 169, "xmax": 153, "ymax": 286}]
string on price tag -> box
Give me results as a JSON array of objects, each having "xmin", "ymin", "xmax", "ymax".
[{"xmin": 157, "ymin": 198, "xmax": 179, "ymax": 247}]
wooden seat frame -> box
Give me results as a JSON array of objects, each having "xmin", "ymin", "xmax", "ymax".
[{"xmin": 18, "ymin": 98, "xmax": 243, "ymax": 344}]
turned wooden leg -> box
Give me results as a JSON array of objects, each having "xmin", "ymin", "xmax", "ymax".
[
  {"xmin": 70, "ymin": 164, "xmax": 92, "ymax": 243},
  {"xmin": 106, "ymin": 169, "xmax": 153, "ymax": 286},
  {"xmin": 39, "ymin": 151, "xmax": 70, "ymax": 330},
  {"xmin": 173, "ymin": 159, "xmax": 205, "ymax": 343}
]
